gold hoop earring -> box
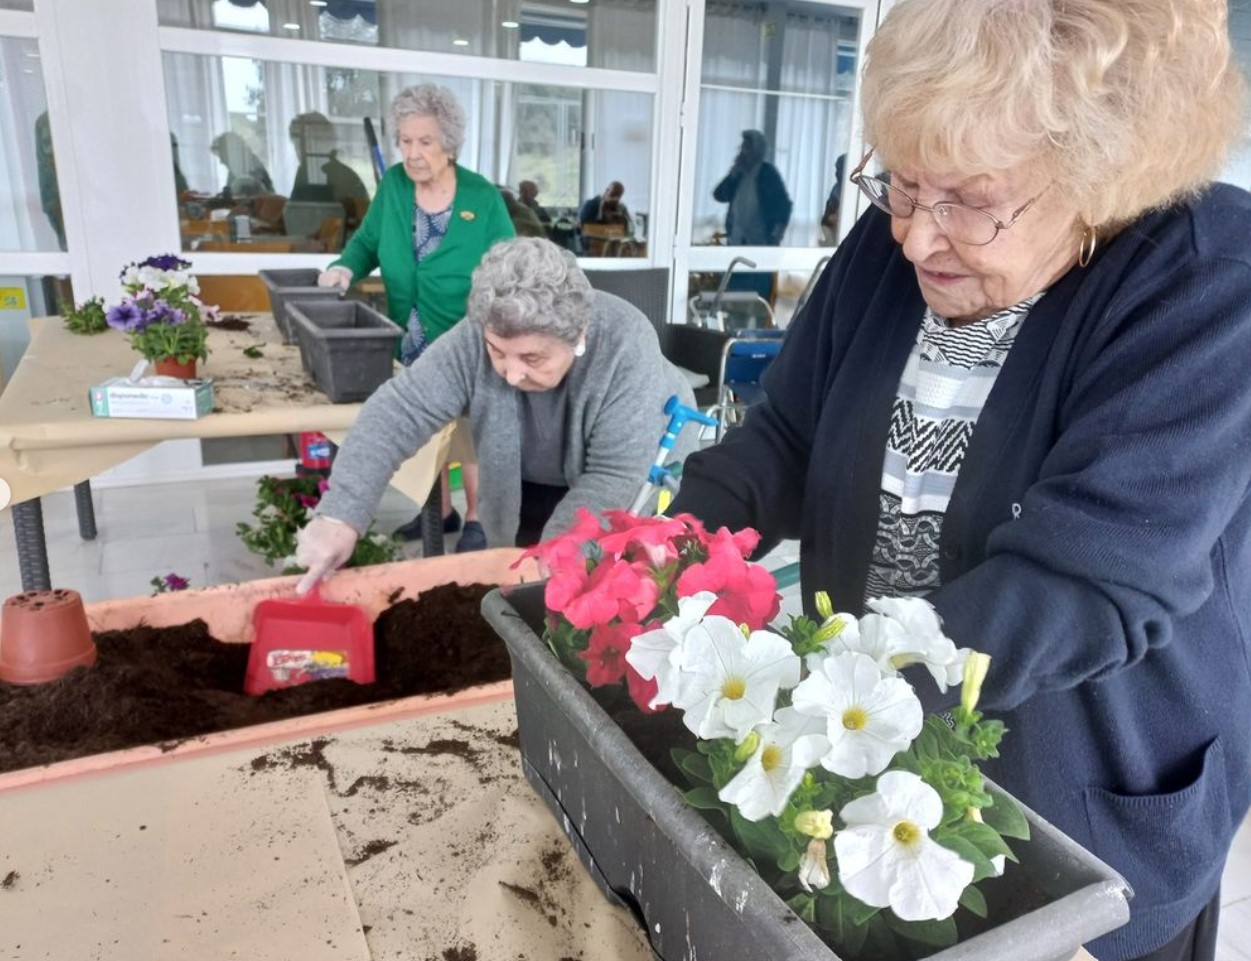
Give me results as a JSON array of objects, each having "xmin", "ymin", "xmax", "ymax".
[{"xmin": 1078, "ymin": 225, "xmax": 1098, "ymax": 268}]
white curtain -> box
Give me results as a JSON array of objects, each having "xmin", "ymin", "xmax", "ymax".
[
  {"xmin": 163, "ymin": 51, "xmax": 232, "ymax": 195},
  {"xmin": 586, "ymin": 0, "xmax": 656, "ymax": 73}
]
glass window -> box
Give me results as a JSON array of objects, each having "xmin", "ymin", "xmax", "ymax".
[
  {"xmin": 1223, "ymin": 0, "xmax": 1251, "ymax": 187},
  {"xmin": 691, "ymin": 1, "xmax": 861, "ymax": 249},
  {"xmin": 157, "ymin": 0, "xmax": 657, "ymax": 73},
  {"xmin": 0, "ymin": 1, "xmax": 35, "ymax": 10},
  {"xmin": 0, "ymin": 275, "xmax": 72, "ymax": 386},
  {"xmin": 164, "ymin": 52, "xmax": 654, "ymax": 257},
  {"xmin": 0, "ymin": 37, "xmax": 63, "ymax": 252}
]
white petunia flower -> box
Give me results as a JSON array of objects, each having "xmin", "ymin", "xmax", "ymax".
[
  {"xmin": 835, "ymin": 770, "xmax": 975, "ymax": 921},
  {"xmin": 717, "ymin": 707, "xmax": 827, "ymax": 821},
  {"xmin": 671, "ymin": 616, "xmax": 800, "ymax": 742},
  {"xmin": 791, "ymin": 651, "xmax": 923, "ymax": 778},
  {"xmin": 866, "ymin": 596, "xmax": 967, "ymax": 693},
  {"xmin": 625, "ymin": 591, "xmax": 718, "ymax": 709}
]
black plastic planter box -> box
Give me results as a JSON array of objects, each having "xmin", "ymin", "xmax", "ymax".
[
  {"xmin": 288, "ymin": 300, "xmax": 401, "ymax": 403},
  {"xmin": 481, "ymin": 584, "xmax": 1132, "ymax": 961},
  {"xmin": 258, "ymin": 268, "xmax": 345, "ymax": 344}
]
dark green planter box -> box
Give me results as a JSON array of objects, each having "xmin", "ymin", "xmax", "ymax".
[
  {"xmin": 481, "ymin": 584, "xmax": 1132, "ymax": 961},
  {"xmin": 258, "ymin": 268, "xmax": 344, "ymax": 344},
  {"xmin": 288, "ymin": 300, "xmax": 401, "ymax": 403}
]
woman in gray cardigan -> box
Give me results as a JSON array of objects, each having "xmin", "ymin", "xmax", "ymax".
[{"xmin": 295, "ymin": 237, "xmax": 697, "ymax": 593}]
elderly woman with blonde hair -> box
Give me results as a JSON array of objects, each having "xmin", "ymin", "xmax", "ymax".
[
  {"xmin": 298, "ymin": 237, "xmax": 696, "ymax": 584},
  {"xmin": 671, "ymin": 3, "xmax": 1250, "ymax": 960},
  {"xmin": 319, "ymin": 82, "xmax": 515, "ymax": 551}
]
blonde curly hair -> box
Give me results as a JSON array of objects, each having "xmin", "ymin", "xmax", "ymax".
[{"xmin": 861, "ymin": 0, "xmax": 1245, "ymax": 229}]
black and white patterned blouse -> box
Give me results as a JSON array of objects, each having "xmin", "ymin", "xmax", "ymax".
[
  {"xmin": 403, "ymin": 203, "xmax": 452, "ymax": 360},
  {"xmin": 864, "ymin": 296, "xmax": 1039, "ymax": 601}
]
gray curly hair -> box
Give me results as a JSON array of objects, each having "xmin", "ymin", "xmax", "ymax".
[
  {"xmin": 390, "ymin": 83, "xmax": 467, "ymax": 158},
  {"xmin": 467, "ymin": 238, "xmax": 593, "ymax": 346}
]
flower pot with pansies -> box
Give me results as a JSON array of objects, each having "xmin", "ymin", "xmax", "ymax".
[
  {"xmin": 480, "ymin": 510, "xmax": 1132, "ymax": 961},
  {"xmin": 106, "ymin": 254, "xmax": 214, "ymax": 378}
]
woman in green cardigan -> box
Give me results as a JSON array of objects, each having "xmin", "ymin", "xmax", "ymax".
[{"xmin": 319, "ymin": 83, "xmax": 515, "ymax": 552}]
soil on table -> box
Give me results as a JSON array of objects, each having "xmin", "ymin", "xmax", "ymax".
[{"xmin": 0, "ymin": 583, "xmax": 507, "ymax": 775}]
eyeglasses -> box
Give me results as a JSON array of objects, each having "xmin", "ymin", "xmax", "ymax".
[{"xmin": 849, "ymin": 150, "xmax": 1045, "ymax": 246}]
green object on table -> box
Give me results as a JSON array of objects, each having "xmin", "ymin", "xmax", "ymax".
[{"xmin": 772, "ymin": 561, "xmax": 800, "ymax": 589}]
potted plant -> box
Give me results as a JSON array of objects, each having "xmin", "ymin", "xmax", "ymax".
[
  {"xmin": 481, "ymin": 510, "xmax": 1132, "ymax": 961},
  {"xmin": 236, "ymin": 474, "xmax": 401, "ymax": 572},
  {"xmin": 105, "ymin": 254, "xmax": 214, "ymax": 378}
]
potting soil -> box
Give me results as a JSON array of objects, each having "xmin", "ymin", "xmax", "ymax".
[{"xmin": 0, "ymin": 583, "xmax": 506, "ymax": 775}]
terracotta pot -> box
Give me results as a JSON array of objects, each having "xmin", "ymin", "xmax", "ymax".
[
  {"xmin": 0, "ymin": 589, "xmax": 97, "ymax": 685},
  {"xmin": 153, "ymin": 356, "xmax": 197, "ymax": 379}
]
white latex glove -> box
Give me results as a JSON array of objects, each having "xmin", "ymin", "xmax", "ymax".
[
  {"xmin": 294, "ymin": 515, "xmax": 359, "ymax": 595},
  {"xmin": 317, "ymin": 266, "xmax": 353, "ymax": 290}
]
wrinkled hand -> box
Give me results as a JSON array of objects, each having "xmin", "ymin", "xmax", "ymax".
[
  {"xmin": 317, "ymin": 266, "xmax": 353, "ymax": 290},
  {"xmin": 294, "ymin": 516, "xmax": 359, "ymax": 595}
]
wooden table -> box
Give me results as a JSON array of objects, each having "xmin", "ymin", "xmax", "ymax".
[
  {"xmin": 0, "ymin": 697, "xmax": 1100, "ymax": 960},
  {"xmin": 0, "ymin": 314, "xmax": 454, "ymax": 591}
]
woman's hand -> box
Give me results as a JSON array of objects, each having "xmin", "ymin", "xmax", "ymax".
[
  {"xmin": 317, "ymin": 266, "xmax": 353, "ymax": 290},
  {"xmin": 294, "ymin": 516, "xmax": 359, "ymax": 595}
]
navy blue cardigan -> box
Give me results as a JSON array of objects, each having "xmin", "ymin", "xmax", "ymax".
[{"xmin": 671, "ymin": 185, "xmax": 1251, "ymax": 960}]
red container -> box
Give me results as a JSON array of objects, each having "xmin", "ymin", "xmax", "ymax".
[
  {"xmin": 298, "ymin": 431, "xmax": 334, "ymax": 471},
  {"xmin": 245, "ymin": 589, "xmax": 374, "ymax": 695}
]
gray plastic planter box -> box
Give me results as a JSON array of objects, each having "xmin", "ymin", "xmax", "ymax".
[
  {"xmin": 481, "ymin": 584, "xmax": 1132, "ymax": 961},
  {"xmin": 258, "ymin": 268, "xmax": 345, "ymax": 344},
  {"xmin": 288, "ymin": 300, "xmax": 401, "ymax": 403}
]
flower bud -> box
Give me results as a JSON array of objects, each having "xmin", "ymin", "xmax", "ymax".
[
  {"xmin": 734, "ymin": 731, "xmax": 761, "ymax": 763},
  {"xmin": 794, "ymin": 809, "xmax": 834, "ymax": 840},
  {"xmin": 961, "ymin": 652, "xmax": 992, "ymax": 713},
  {"xmin": 814, "ymin": 591, "xmax": 834, "ymax": 620}
]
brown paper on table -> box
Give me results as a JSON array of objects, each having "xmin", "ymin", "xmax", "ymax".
[
  {"xmin": 0, "ymin": 754, "xmax": 370, "ymax": 960},
  {"xmin": 231, "ymin": 699, "xmax": 654, "ymax": 961},
  {"xmin": 0, "ymin": 314, "xmax": 453, "ymax": 508}
]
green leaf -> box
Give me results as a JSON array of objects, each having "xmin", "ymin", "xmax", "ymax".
[
  {"xmin": 681, "ymin": 786, "xmax": 727, "ymax": 812},
  {"xmin": 959, "ymin": 882, "xmax": 988, "ymax": 918},
  {"xmin": 813, "ymin": 891, "xmax": 874, "ymax": 956},
  {"xmin": 932, "ymin": 834, "xmax": 996, "ymax": 883},
  {"xmin": 981, "ymin": 790, "xmax": 1031, "ymax": 841},
  {"xmin": 948, "ymin": 819, "xmax": 1015, "ymax": 862},
  {"xmin": 672, "ymin": 748, "xmax": 713, "ymax": 784},
  {"xmin": 885, "ymin": 913, "xmax": 958, "ymax": 949},
  {"xmin": 777, "ymin": 847, "xmax": 801, "ymax": 873},
  {"xmin": 785, "ymin": 892, "xmax": 818, "ymax": 923},
  {"xmin": 729, "ymin": 808, "xmax": 790, "ymax": 866}
]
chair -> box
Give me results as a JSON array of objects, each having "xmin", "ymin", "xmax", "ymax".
[
  {"xmin": 583, "ymin": 267, "xmax": 670, "ymax": 337},
  {"xmin": 707, "ymin": 330, "xmax": 785, "ymax": 440},
  {"xmin": 656, "ymin": 323, "xmax": 731, "ymax": 408},
  {"xmin": 194, "ymin": 274, "xmax": 272, "ymax": 312},
  {"xmin": 315, "ymin": 216, "xmax": 345, "ymax": 252}
]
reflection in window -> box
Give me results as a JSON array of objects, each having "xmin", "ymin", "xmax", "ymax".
[
  {"xmin": 693, "ymin": 1, "xmax": 861, "ymax": 250},
  {"xmin": 0, "ymin": 0, "xmax": 35, "ymax": 10},
  {"xmin": 164, "ymin": 52, "xmax": 654, "ymax": 258},
  {"xmin": 158, "ymin": 0, "xmax": 657, "ymax": 73},
  {"xmin": 0, "ymin": 38, "xmax": 61, "ymax": 252},
  {"xmin": 0, "ymin": 276, "xmax": 73, "ymax": 386}
]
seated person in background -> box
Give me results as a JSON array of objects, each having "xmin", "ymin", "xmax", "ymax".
[
  {"xmin": 578, "ymin": 181, "xmax": 633, "ymax": 234},
  {"xmin": 210, "ymin": 131, "xmax": 275, "ymax": 201},
  {"xmin": 293, "ymin": 237, "xmax": 697, "ymax": 591},
  {"xmin": 518, "ymin": 180, "xmax": 552, "ymax": 226},
  {"xmin": 499, "ymin": 186, "xmax": 547, "ymax": 237},
  {"xmin": 288, "ymin": 111, "xmax": 369, "ymax": 208}
]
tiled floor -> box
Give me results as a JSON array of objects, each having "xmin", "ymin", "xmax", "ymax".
[{"xmin": 0, "ymin": 474, "xmax": 1247, "ymax": 957}]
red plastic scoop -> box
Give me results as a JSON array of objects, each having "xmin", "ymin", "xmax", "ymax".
[{"xmin": 245, "ymin": 588, "xmax": 375, "ymax": 696}]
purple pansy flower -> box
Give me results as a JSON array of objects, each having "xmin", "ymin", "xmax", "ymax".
[
  {"xmin": 141, "ymin": 254, "xmax": 191, "ymax": 271},
  {"xmin": 106, "ymin": 301, "xmax": 147, "ymax": 332}
]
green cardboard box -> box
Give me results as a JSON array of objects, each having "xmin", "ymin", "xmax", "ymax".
[{"xmin": 88, "ymin": 377, "xmax": 215, "ymax": 420}]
